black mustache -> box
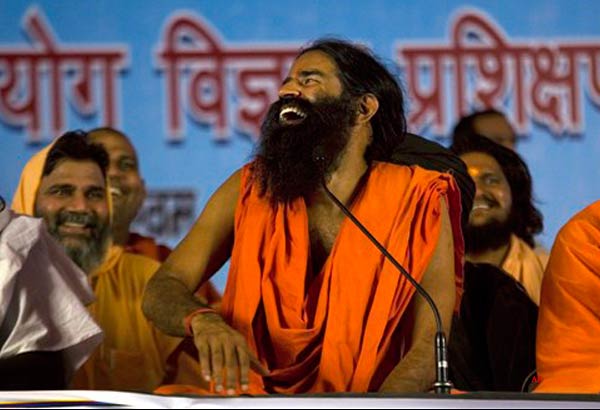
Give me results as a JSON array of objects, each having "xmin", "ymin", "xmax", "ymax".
[
  {"xmin": 271, "ymin": 96, "xmax": 315, "ymax": 114},
  {"xmin": 57, "ymin": 211, "xmax": 98, "ymax": 228},
  {"xmin": 475, "ymin": 194, "xmax": 500, "ymax": 208}
]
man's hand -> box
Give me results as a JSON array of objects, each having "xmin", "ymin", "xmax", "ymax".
[{"xmin": 191, "ymin": 312, "xmax": 269, "ymax": 394}]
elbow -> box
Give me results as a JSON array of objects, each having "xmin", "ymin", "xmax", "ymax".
[{"xmin": 141, "ymin": 276, "xmax": 157, "ymax": 323}]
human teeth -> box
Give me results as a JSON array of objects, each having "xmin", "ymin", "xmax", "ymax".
[
  {"xmin": 279, "ymin": 106, "xmax": 306, "ymax": 119},
  {"xmin": 110, "ymin": 187, "xmax": 122, "ymax": 196},
  {"xmin": 472, "ymin": 203, "xmax": 490, "ymax": 210},
  {"xmin": 63, "ymin": 222, "xmax": 86, "ymax": 228}
]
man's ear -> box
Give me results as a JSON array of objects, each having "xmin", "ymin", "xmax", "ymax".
[{"xmin": 356, "ymin": 93, "xmax": 379, "ymax": 124}]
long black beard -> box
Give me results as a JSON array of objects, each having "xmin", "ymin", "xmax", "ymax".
[
  {"xmin": 464, "ymin": 218, "xmax": 513, "ymax": 255},
  {"xmin": 253, "ymin": 94, "xmax": 357, "ymax": 205}
]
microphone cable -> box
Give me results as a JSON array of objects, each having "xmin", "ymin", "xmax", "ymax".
[{"xmin": 314, "ymin": 152, "xmax": 452, "ymax": 394}]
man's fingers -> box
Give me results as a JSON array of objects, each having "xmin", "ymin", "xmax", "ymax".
[
  {"xmin": 249, "ymin": 353, "xmax": 270, "ymax": 377},
  {"xmin": 209, "ymin": 339, "xmax": 225, "ymax": 393},
  {"xmin": 223, "ymin": 343, "xmax": 238, "ymax": 395},
  {"xmin": 196, "ymin": 340, "xmax": 211, "ymax": 382},
  {"xmin": 236, "ymin": 345, "xmax": 250, "ymax": 390}
]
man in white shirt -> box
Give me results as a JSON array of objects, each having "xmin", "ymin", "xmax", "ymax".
[{"xmin": 0, "ymin": 194, "xmax": 102, "ymax": 389}]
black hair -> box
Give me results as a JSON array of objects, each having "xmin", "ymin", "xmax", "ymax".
[
  {"xmin": 452, "ymin": 109, "xmax": 515, "ymax": 146},
  {"xmin": 299, "ymin": 38, "xmax": 407, "ymax": 161},
  {"xmin": 43, "ymin": 130, "xmax": 109, "ymax": 179},
  {"xmin": 451, "ymin": 134, "xmax": 543, "ymax": 247}
]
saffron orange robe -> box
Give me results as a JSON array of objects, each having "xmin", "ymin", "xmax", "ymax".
[
  {"xmin": 536, "ymin": 200, "xmax": 600, "ymax": 393},
  {"xmin": 501, "ymin": 234, "xmax": 549, "ymax": 306},
  {"xmin": 11, "ymin": 144, "xmax": 181, "ymax": 392},
  {"xmin": 216, "ymin": 161, "xmax": 463, "ymax": 393}
]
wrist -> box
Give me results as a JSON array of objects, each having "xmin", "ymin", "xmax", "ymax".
[{"xmin": 183, "ymin": 307, "xmax": 217, "ymax": 337}]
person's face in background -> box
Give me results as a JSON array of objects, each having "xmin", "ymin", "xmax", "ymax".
[
  {"xmin": 89, "ymin": 131, "xmax": 146, "ymax": 234},
  {"xmin": 35, "ymin": 159, "xmax": 110, "ymax": 273},
  {"xmin": 461, "ymin": 151, "xmax": 516, "ymax": 254},
  {"xmin": 463, "ymin": 151, "xmax": 513, "ymax": 227},
  {"xmin": 472, "ymin": 113, "xmax": 517, "ymax": 150}
]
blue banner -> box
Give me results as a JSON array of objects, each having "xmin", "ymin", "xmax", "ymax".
[{"xmin": 2, "ymin": 0, "xmax": 600, "ymax": 290}]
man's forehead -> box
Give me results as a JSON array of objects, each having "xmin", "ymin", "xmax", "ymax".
[
  {"xmin": 42, "ymin": 159, "xmax": 105, "ymax": 187},
  {"xmin": 290, "ymin": 50, "xmax": 338, "ymax": 74},
  {"xmin": 461, "ymin": 152, "xmax": 504, "ymax": 176},
  {"xmin": 90, "ymin": 132, "xmax": 136, "ymax": 158}
]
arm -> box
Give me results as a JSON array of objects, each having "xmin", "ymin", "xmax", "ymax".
[
  {"xmin": 142, "ymin": 169, "xmax": 266, "ymax": 393},
  {"xmin": 379, "ymin": 198, "xmax": 456, "ymax": 392},
  {"xmin": 142, "ymin": 169, "xmax": 240, "ymax": 335}
]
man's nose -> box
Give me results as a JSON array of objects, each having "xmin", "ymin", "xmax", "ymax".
[
  {"xmin": 278, "ymin": 81, "xmax": 302, "ymax": 99},
  {"xmin": 67, "ymin": 191, "xmax": 91, "ymax": 211},
  {"xmin": 107, "ymin": 164, "xmax": 122, "ymax": 179}
]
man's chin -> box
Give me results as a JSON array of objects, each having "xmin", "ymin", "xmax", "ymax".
[
  {"xmin": 62, "ymin": 243, "xmax": 105, "ymax": 273},
  {"xmin": 468, "ymin": 216, "xmax": 505, "ymax": 227},
  {"xmin": 58, "ymin": 233, "xmax": 94, "ymax": 245}
]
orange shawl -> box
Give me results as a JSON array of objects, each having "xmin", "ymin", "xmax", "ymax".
[
  {"xmin": 501, "ymin": 234, "xmax": 549, "ymax": 306},
  {"xmin": 219, "ymin": 161, "xmax": 463, "ymax": 393},
  {"xmin": 536, "ymin": 201, "xmax": 600, "ymax": 393}
]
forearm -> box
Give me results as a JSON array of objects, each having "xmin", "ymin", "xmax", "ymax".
[
  {"xmin": 142, "ymin": 271, "xmax": 211, "ymax": 337},
  {"xmin": 379, "ymin": 331, "xmax": 436, "ymax": 392}
]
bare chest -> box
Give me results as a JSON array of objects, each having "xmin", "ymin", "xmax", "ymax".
[{"xmin": 307, "ymin": 207, "xmax": 345, "ymax": 274}]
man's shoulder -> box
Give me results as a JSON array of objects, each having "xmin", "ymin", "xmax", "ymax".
[
  {"xmin": 375, "ymin": 160, "xmax": 445, "ymax": 177},
  {"xmin": 558, "ymin": 200, "xmax": 600, "ymax": 243},
  {"xmin": 127, "ymin": 232, "xmax": 172, "ymax": 262},
  {"xmin": 374, "ymin": 161, "xmax": 455, "ymax": 190}
]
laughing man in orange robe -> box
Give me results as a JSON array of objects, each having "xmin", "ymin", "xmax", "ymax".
[
  {"xmin": 142, "ymin": 38, "xmax": 464, "ymax": 395},
  {"xmin": 536, "ymin": 200, "xmax": 600, "ymax": 393}
]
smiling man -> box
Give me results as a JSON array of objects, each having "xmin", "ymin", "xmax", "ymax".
[
  {"xmin": 12, "ymin": 131, "xmax": 183, "ymax": 392},
  {"xmin": 87, "ymin": 127, "xmax": 221, "ymax": 305},
  {"xmin": 143, "ymin": 38, "xmax": 465, "ymax": 395},
  {"xmin": 451, "ymin": 134, "xmax": 547, "ymax": 305},
  {"xmin": 88, "ymin": 128, "xmax": 147, "ymax": 253},
  {"xmin": 34, "ymin": 140, "xmax": 111, "ymax": 273}
]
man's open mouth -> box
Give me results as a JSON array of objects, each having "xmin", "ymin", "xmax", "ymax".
[
  {"xmin": 279, "ymin": 105, "xmax": 307, "ymax": 126},
  {"xmin": 109, "ymin": 186, "xmax": 122, "ymax": 198},
  {"xmin": 58, "ymin": 221, "xmax": 93, "ymax": 237}
]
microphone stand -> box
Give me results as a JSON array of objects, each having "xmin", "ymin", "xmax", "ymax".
[{"xmin": 315, "ymin": 156, "xmax": 452, "ymax": 394}]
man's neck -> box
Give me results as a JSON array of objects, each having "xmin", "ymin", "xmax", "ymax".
[
  {"xmin": 310, "ymin": 148, "xmax": 368, "ymax": 211},
  {"xmin": 465, "ymin": 241, "xmax": 511, "ymax": 268},
  {"xmin": 112, "ymin": 225, "xmax": 130, "ymax": 246}
]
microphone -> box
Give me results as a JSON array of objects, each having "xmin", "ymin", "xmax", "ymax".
[{"xmin": 313, "ymin": 148, "xmax": 452, "ymax": 394}]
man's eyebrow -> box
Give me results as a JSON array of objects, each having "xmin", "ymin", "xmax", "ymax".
[
  {"xmin": 46, "ymin": 183, "xmax": 74, "ymax": 191},
  {"xmin": 298, "ymin": 69, "xmax": 325, "ymax": 78},
  {"xmin": 282, "ymin": 69, "xmax": 326, "ymax": 85}
]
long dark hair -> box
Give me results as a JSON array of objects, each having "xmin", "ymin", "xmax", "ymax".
[
  {"xmin": 451, "ymin": 134, "xmax": 543, "ymax": 247},
  {"xmin": 299, "ymin": 38, "xmax": 407, "ymax": 161}
]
